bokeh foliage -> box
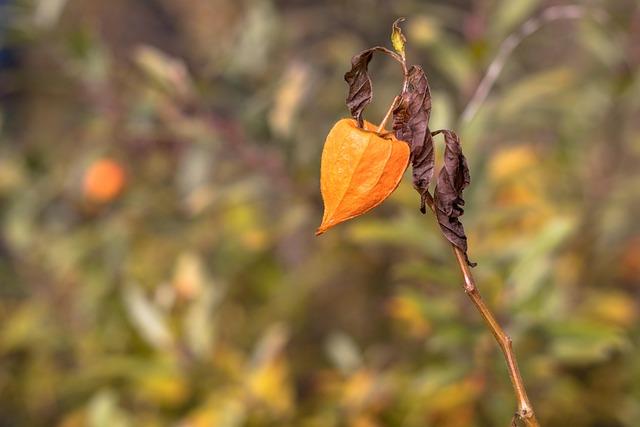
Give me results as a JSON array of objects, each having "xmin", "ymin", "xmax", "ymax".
[{"xmin": 1, "ymin": 0, "xmax": 640, "ymax": 426}]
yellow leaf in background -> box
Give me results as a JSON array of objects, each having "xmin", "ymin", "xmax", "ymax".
[
  {"xmin": 387, "ymin": 296, "xmax": 431, "ymax": 338},
  {"xmin": 173, "ymin": 252, "xmax": 205, "ymax": 301},
  {"xmin": 57, "ymin": 410, "xmax": 86, "ymax": 427},
  {"xmin": 495, "ymin": 182, "xmax": 541, "ymax": 206},
  {"xmin": 427, "ymin": 377, "xmax": 483, "ymax": 427},
  {"xmin": 245, "ymin": 324, "xmax": 293, "ymax": 415},
  {"xmin": 620, "ymin": 236, "xmax": 640, "ymax": 280},
  {"xmin": 212, "ymin": 343, "xmax": 246, "ymax": 380},
  {"xmin": 137, "ymin": 370, "xmax": 189, "ymax": 407},
  {"xmin": 407, "ymin": 15, "xmax": 439, "ymax": 46},
  {"xmin": 488, "ymin": 145, "xmax": 536, "ymax": 182},
  {"xmin": 178, "ymin": 390, "xmax": 246, "ymax": 427},
  {"xmin": 269, "ymin": 62, "xmax": 310, "ymax": 138},
  {"xmin": 391, "ymin": 18, "xmax": 406, "ymax": 59},
  {"xmin": 498, "ymin": 67, "xmax": 575, "ymax": 116},
  {"xmin": 241, "ymin": 229, "xmax": 268, "ymax": 251},
  {"xmin": 584, "ymin": 292, "xmax": 638, "ymax": 328},
  {"xmin": 349, "ymin": 414, "xmax": 381, "ymax": 427},
  {"xmin": 247, "ymin": 358, "xmax": 293, "ymax": 414},
  {"xmin": 341, "ymin": 369, "xmax": 379, "ymax": 410}
]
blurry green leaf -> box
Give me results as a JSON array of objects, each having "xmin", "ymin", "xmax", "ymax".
[
  {"xmin": 226, "ymin": 1, "xmax": 278, "ymax": 76},
  {"xmin": 430, "ymin": 39, "xmax": 474, "ymax": 90},
  {"xmin": 66, "ymin": 28, "xmax": 110, "ymax": 83},
  {"xmin": 491, "ymin": 0, "xmax": 541, "ymax": 37},
  {"xmin": 578, "ymin": 20, "xmax": 624, "ymax": 67},
  {"xmin": 34, "ymin": 0, "xmax": 69, "ymax": 29},
  {"xmin": 184, "ymin": 278, "xmax": 227, "ymax": 358},
  {"xmin": 246, "ymin": 324, "xmax": 293, "ymax": 415},
  {"xmin": 268, "ymin": 62, "xmax": 311, "ymax": 138},
  {"xmin": 191, "ymin": 393, "xmax": 247, "ymax": 427},
  {"xmin": 325, "ymin": 331, "xmax": 362, "ymax": 374},
  {"xmin": 428, "ymin": 91, "xmax": 453, "ymax": 132},
  {"xmin": 498, "ymin": 67, "xmax": 576, "ymax": 117},
  {"xmin": 87, "ymin": 390, "xmax": 130, "ymax": 427},
  {"xmin": 393, "ymin": 260, "xmax": 458, "ymax": 286},
  {"xmin": 123, "ymin": 284, "xmax": 173, "ymax": 350},
  {"xmin": 134, "ymin": 45, "xmax": 192, "ymax": 97},
  {"xmin": 406, "ymin": 15, "xmax": 440, "ymax": 47},
  {"xmin": 173, "ymin": 252, "xmax": 206, "ymax": 300},
  {"xmin": 250, "ymin": 323, "xmax": 289, "ymax": 367},
  {"xmin": 133, "ymin": 360, "xmax": 190, "ymax": 407},
  {"xmin": 1, "ymin": 304, "xmax": 53, "ymax": 351},
  {"xmin": 347, "ymin": 212, "xmax": 443, "ymax": 254},
  {"xmin": 548, "ymin": 321, "xmax": 631, "ymax": 364},
  {"xmin": 411, "ymin": 365, "xmax": 468, "ymax": 397},
  {"xmin": 508, "ymin": 217, "xmax": 575, "ymax": 304}
]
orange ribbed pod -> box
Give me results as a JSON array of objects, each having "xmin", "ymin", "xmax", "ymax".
[{"xmin": 316, "ymin": 118, "xmax": 410, "ymax": 235}]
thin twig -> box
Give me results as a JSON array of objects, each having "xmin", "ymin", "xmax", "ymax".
[
  {"xmin": 376, "ymin": 95, "xmax": 400, "ymax": 133},
  {"xmin": 452, "ymin": 247, "xmax": 538, "ymax": 426},
  {"xmin": 376, "ymin": 45, "xmax": 408, "ymax": 134},
  {"xmin": 460, "ymin": 5, "xmax": 605, "ymax": 124}
]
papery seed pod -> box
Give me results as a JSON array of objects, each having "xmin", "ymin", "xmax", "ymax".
[{"xmin": 316, "ymin": 118, "xmax": 410, "ymax": 235}]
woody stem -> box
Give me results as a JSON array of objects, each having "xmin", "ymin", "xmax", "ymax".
[
  {"xmin": 424, "ymin": 193, "xmax": 540, "ymax": 427},
  {"xmin": 452, "ymin": 246, "xmax": 539, "ymax": 427}
]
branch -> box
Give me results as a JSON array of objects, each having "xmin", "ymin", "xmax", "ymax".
[
  {"xmin": 422, "ymin": 192, "xmax": 539, "ymax": 427},
  {"xmin": 460, "ymin": 5, "xmax": 607, "ymax": 125}
]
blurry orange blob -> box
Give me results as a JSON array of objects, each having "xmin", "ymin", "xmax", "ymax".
[
  {"xmin": 316, "ymin": 118, "xmax": 409, "ymax": 235},
  {"xmin": 83, "ymin": 159, "xmax": 126, "ymax": 203}
]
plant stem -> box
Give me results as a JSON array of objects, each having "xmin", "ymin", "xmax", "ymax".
[
  {"xmin": 376, "ymin": 96, "xmax": 400, "ymax": 134},
  {"xmin": 376, "ymin": 20, "xmax": 540, "ymax": 427},
  {"xmin": 423, "ymin": 193, "xmax": 539, "ymax": 427},
  {"xmin": 452, "ymin": 246, "xmax": 539, "ymax": 426},
  {"xmin": 376, "ymin": 62, "xmax": 540, "ymax": 426}
]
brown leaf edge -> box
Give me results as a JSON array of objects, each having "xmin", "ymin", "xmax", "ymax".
[
  {"xmin": 433, "ymin": 130, "xmax": 476, "ymax": 267},
  {"xmin": 344, "ymin": 46, "xmax": 401, "ymax": 128},
  {"xmin": 391, "ymin": 65, "xmax": 434, "ymax": 214}
]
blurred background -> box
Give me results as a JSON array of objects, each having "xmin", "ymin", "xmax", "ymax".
[{"xmin": 1, "ymin": 0, "xmax": 639, "ymax": 426}]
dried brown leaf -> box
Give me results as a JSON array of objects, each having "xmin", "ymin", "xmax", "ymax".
[
  {"xmin": 433, "ymin": 130, "xmax": 475, "ymax": 266},
  {"xmin": 392, "ymin": 65, "xmax": 434, "ymax": 213},
  {"xmin": 344, "ymin": 46, "xmax": 399, "ymax": 128}
]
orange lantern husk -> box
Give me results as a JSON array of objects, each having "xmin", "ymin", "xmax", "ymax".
[{"xmin": 316, "ymin": 118, "xmax": 410, "ymax": 235}]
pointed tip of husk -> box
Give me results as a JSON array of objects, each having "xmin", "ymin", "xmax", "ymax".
[{"xmin": 315, "ymin": 219, "xmax": 333, "ymax": 236}]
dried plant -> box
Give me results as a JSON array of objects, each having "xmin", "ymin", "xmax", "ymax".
[{"xmin": 317, "ymin": 18, "xmax": 540, "ymax": 427}]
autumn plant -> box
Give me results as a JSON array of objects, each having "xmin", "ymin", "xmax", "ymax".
[{"xmin": 317, "ymin": 19, "xmax": 540, "ymax": 427}]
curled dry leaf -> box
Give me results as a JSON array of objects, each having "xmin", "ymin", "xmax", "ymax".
[
  {"xmin": 392, "ymin": 65, "xmax": 434, "ymax": 213},
  {"xmin": 433, "ymin": 130, "xmax": 475, "ymax": 266},
  {"xmin": 332, "ymin": 21, "xmax": 475, "ymax": 264},
  {"xmin": 344, "ymin": 46, "xmax": 399, "ymax": 128},
  {"xmin": 344, "ymin": 48, "xmax": 376, "ymax": 128},
  {"xmin": 316, "ymin": 118, "xmax": 410, "ymax": 235}
]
